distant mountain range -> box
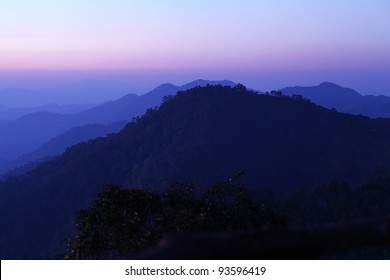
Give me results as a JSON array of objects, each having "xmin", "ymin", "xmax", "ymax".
[
  {"xmin": 0, "ymin": 103, "xmax": 95, "ymax": 120},
  {"xmin": 1, "ymin": 121, "xmax": 127, "ymax": 178},
  {"xmin": 0, "ymin": 79, "xmax": 236, "ymax": 174},
  {"xmin": 2, "ymin": 80, "xmax": 389, "ymax": 175},
  {"xmin": 0, "ymin": 79, "xmax": 134, "ymax": 108},
  {"xmin": 0, "ymin": 88, "xmax": 48, "ymax": 108},
  {"xmin": 282, "ymin": 82, "xmax": 390, "ymax": 118},
  {"xmin": 2, "ymin": 84, "xmax": 390, "ymax": 258}
]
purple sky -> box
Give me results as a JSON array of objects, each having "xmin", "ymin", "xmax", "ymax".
[{"xmin": 0, "ymin": 0, "xmax": 389, "ymax": 98}]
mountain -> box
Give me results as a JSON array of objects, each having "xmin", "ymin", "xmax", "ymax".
[
  {"xmin": 0, "ymin": 103, "xmax": 96, "ymax": 120},
  {"xmin": 282, "ymin": 82, "xmax": 390, "ymax": 118},
  {"xmin": 2, "ymin": 84, "xmax": 390, "ymax": 258},
  {"xmin": 87, "ymin": 80, "xmax": 237, "ymax": 124},
  {"xmin": 75, "ymin": 93, "xmax": 139, "ymax": 124},
  {"xmin": 0, "ymin": 121, "xmax": 127, "ymax": 176},
  {"xmin": 181, "ymin": 79, "xmax": 236, "ymax": 90},
  {"xmin": 0, "ymin": 88, "xmax": 50, "ymax": 108},
  {"xmin": 74, "ymin": 82, "xmax": 180, "ymax": 124},
  {"xmin": 0, "ymin": 112, "xmax": 76, "ymax": 159},
  {"xmin": 0, "ymin": 80, "xmax": 134, "ymax": 108},
  {"xmin": 41, "ymin": 79, "xmax": 135, "ymax": 104},
  {"xmin": 0, "ymin": 92, "xmax": 140, "ymax": 160},
  {"xmin": 0, "ymin": 79, "xmax": 235, "ymax": 162}
]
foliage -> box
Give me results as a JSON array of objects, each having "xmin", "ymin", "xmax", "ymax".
[
  {"xmin": 65, "ymin": 178, "xmax": 286, "ymax": 259},
  {"xmin": 283, "ymin": 178, "xmax": 390, "ymax": 259},
  {"xmin": 285, "ymin": 177, "xmax": 390, "ymax": 226},
  {"xmin": 66, "ymin": 185, "xmax": 162, "ymax": 259}
]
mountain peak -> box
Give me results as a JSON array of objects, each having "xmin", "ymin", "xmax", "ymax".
[
  {"xmin": 318, "ymin": 81, "xmax": 342, "ymax": 88},
  {"xmin": 156, "ymin": 82, "xmax": 177, "ymax": 88},
  {"xmin": 181, "ymin": 79, "xmax": 236, "ymax": 90}
]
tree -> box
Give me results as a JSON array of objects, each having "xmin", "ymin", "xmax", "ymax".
[
  {"xmin": 270, "ymin": 90, "xmax": 283, "ymax": 97},
  {"xmin": 161, "ymin": 182, "xmax": 204, "ymax": 232},
  {"xmin": 65, "ymin": 185, "xmax": 162, "ymax": 259},
  {"xmin": 65, "ymin": 179, "xmax": 287, "ymax": 259},
  {"xmin": 235, "ymin": 83, "xmax": 247, "ymax": 91},
  {"xmin": 201, "ymin": 178, "xmax": 286, "ymax": 231}
]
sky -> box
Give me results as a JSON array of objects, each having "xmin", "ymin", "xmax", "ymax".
[{"xmin": 0, "ymin": 0, "xmax": 389, "ymax": 98}]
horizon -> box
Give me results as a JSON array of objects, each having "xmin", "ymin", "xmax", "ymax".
[
  {"xmin": 0, "ymin": 70, "xmax": 389, "ymax": 98},
  {"xmin": 1, "ymin": 0, "xmax": 389, "ymax": 100},
  {"xmin": 0, "ymin": 72, "xmax": 388, "ymax": 106}
]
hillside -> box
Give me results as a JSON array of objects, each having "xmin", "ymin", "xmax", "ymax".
[
  {"xmin": 3, "ymin": 84, "xmax": 390, "ymax": 258},
  {"xmin": 0, "ymin": 80, "xmax": 134, "ymax": 107},
  {"xmin": 0, "ymin": 112, "xmax": 76, "ymax": 159},
  {"xmin": 282, "ymin": 82, "xmax": 390, "ymax": 118},
  {"xmin": 0, "ymin": 79, "xmax": 235, "ymax": 162},
  {"xmin": 0, "ymin": 121, "xmax": 127, "ymax": 176},
  {"xmin": 0, "ymin": 103, "xmax": 95, "ymax": 120}
]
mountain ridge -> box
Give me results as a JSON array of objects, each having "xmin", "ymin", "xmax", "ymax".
[
  {"xmin": 0, "ymin": 103, "xmax": 95, "ymax": 120},
  {"xmin": 0, "ymin": 79, "xmax": 236, "ymax": 172},
  {"xmin": 0, "ymin": 121, "xmax": 127, "ymax": 177},
  {"xmin": 282, "ymin": 82, "xmax": 390, "ymax": 118}
]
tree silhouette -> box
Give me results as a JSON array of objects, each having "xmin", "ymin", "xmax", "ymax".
[
  {"xmin": 66, "ymin": 185, "xmax": 162, "ymax": 259},
  {"xmin": 65, "ymin": 179, "xmax": 286, "ymax": 259}
]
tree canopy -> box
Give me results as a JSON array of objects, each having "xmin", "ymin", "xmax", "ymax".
[{"xmin": 65, "ymin": 178, "xmax": 286, "ymax": 259}]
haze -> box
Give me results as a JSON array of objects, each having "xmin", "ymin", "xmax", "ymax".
[{"xmin": 0, "ymin": 0, "xmax": 389, "ymax": 102}]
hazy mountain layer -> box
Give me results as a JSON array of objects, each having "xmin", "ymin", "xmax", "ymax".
[
  {"xmin": 0, "ymin": 103, "xmax": 96, "ymax": 120},
  {"xmin": 0, "ymin": 80, "xmax": 133, "ymax": 107},
  {"xmin": 282, "ymin": 82, "xmax": 390, "ymax": 118},
  {"xmin": 0, "ymin": 121, "xmax": 127, "ymax": 177},
  {"xmin": 0, "ymin": 79, "xmax": 235, "ymax": 161}
]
